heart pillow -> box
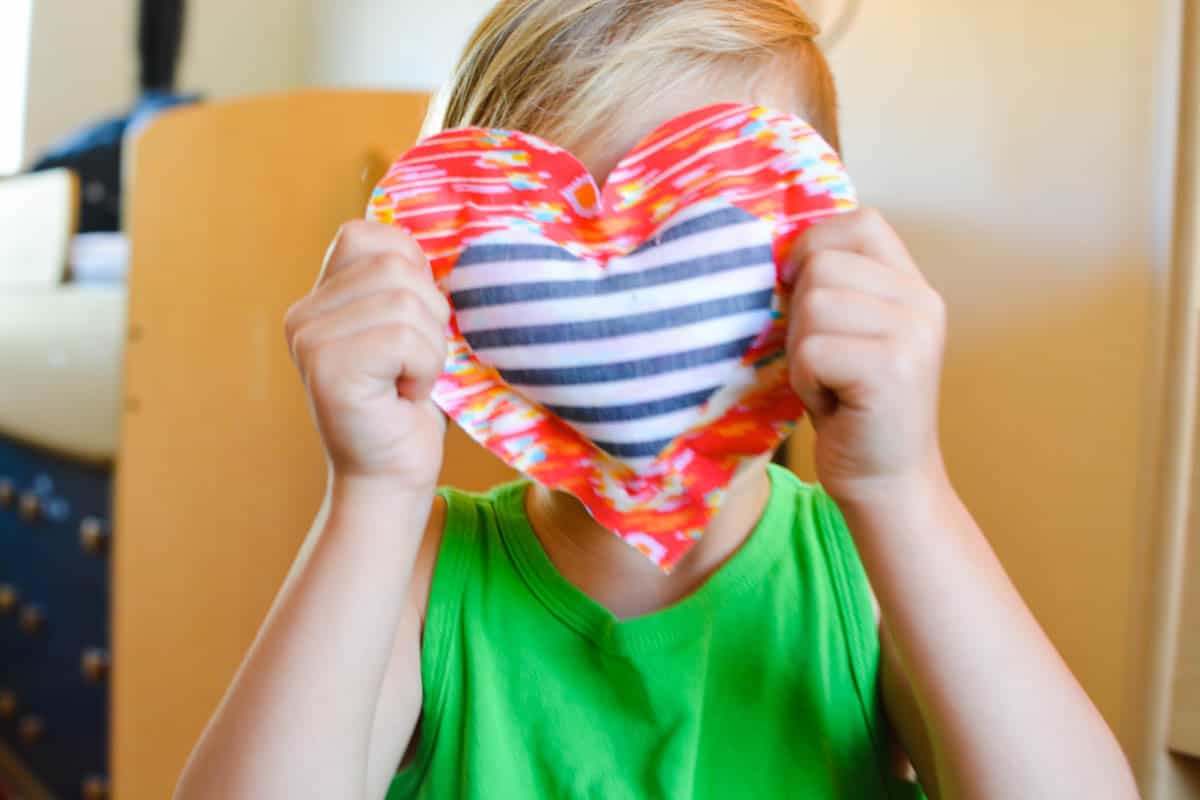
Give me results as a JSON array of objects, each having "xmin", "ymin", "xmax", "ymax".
[{"xmin": 369, "ymin": 103, "xmax": 857, "ymax": 571}]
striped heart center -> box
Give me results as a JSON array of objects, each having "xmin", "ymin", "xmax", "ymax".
[{"xmin": 448, "ymin": 201, "xmax": 778, "ymax": 472}]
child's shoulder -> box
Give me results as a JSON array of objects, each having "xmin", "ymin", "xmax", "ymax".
[
  {"xmin": 433, "ymin": 477, "xmax": 530, "ymax": 532},
  {"xmin": 407, "ymin": 478, "xmax": 523, "ymax": 625},
  {"xmin": 411, "ymin": 479, "xmax": 530, "ymax": 615}
]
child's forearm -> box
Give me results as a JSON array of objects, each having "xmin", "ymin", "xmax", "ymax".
[
  {"xmin": 840, "ymin": 468, "xmax": 1140, "ymax": 799},
  {"xmin": 174, "ymin": 475, "xmax": 435, "ymax": 800}
]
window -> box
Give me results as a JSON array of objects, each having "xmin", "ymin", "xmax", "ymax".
[{"xmin": 0, "ymin": 0, "xmax": 34, "ymax": 174}]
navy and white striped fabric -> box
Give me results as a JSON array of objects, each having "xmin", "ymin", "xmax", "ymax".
[{"xmin": 448, "ymin": 202, "xmax": 778, "ymax": 471}]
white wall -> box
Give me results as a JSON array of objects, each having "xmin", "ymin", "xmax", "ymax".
[
  {"xmin": 308, "ymin": 0, "xmax": 492, "ymax": 90},
  {"xmin": 178, "ymin": 0, "xmax": 310, "ymax": 101},
  {"xmin": 22, "ymin": 0, "xmax": 138, "ymax": 164},
  {"xmin": 21, "ymin": 0, "xmax": 310, "ymax": 165},
  {"xmin": 0, "ymin": 0, "xmax": 35, "ymax": 174},
  {"xmin": 818, "ymin": 0, "xmax": 1178, "ymax": 780}
]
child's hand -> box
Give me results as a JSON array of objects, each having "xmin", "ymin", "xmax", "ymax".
[
  {"xmin": 285, "ymin": 220, "xmax": 451, "ymax": 489},
  {"xmin": 785, "ymin": 209, "xmax": 948, "ymax": 508}
]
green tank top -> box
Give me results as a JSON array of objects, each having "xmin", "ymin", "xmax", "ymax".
[{"xmin": 388, "ymin": 465, "xmax": 925, "ymax": 799}]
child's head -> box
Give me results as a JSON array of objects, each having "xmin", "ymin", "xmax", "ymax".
[{"xmin": 431, "ymin": 0, "xmax": 840, "ymax": 183}]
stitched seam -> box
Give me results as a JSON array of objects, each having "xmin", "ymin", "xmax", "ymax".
[
  {"xmin": 388, "ymin": 487, "xmax": 474, "ymax": 796},
  {"xmin": 814, "ymin": 491, "xmax": 896, "ymax": 798}
]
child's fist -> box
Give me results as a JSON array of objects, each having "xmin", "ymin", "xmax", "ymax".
[
  {"xmin": 285, "ymin": 220, "xmax": 451, "ymax": 488},
  {"xmin": 785, "ymin": 209, "xmax": 948, "ymax": 507}
]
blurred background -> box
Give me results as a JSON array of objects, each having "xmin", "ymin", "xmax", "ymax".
[{"xmin": 1, "ymin": 0, "xmax": 1198, "ymax": 797}]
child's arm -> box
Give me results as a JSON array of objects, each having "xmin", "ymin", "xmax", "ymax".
[
  {"xmin": 174, "ymin": 220, "xmax": 451, "ymax": 800},
  {"xmin": 786, "ymin": 210, "xmax": 1140, "ymax": 799}
]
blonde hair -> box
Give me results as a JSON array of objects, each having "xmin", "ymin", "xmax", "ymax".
[{"xmin": 432, "ymin": 0, "xmax": 840, "ymax": 155}]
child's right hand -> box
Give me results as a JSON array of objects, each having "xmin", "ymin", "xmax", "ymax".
[{"xmin": 285, "ymin": 220, "xmax": 451, "ymax": 490}]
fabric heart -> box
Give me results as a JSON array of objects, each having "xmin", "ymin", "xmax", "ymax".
[
  {"xmin": 450, "ymin": 202, "xmax": 777, "ymax": 473},
  {"xmin": 369, "ymin": 103, "xmax": 857, "ymax": 571}
]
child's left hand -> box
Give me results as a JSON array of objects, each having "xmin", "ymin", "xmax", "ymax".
[
  {"xmin": 784, "ymin": 208, "xmax": 948, "ymax": 509},
  {"xmin": 784, "ymin": 211, "xmax": 1140, "ymax": 800}
]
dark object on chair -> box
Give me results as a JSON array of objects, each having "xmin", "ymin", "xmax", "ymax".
[
  {"xmin": 138, "ymin": 0, "xmax": 187, "ymax": 94},
  {"xmin": 28, "ymin": 0, "xmax": 197, "ymax": 233}
]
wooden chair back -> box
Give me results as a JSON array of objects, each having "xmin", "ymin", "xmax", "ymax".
[{"xmin": 113, "ymin": 91, "xmax": 515, "ymax": 800}]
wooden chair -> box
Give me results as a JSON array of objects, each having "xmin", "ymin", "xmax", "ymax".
[{"xmin": 113, "ymin": 91, "xmax": 516, "ymax": 800}]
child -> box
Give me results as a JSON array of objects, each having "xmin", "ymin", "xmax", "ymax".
[{"xmin": 176, "ymin": 2, "xmax": 1140, "ymax": 798}]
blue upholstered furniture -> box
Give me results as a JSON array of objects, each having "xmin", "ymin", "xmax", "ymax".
[{"xmin": 0, "ymin": 438, "xmax": 111, "ymax": 800}]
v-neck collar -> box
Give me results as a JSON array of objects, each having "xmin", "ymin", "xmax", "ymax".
[{"xmin": 493, "ymin": 465, "xmax": 793, "ymax": 657}]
